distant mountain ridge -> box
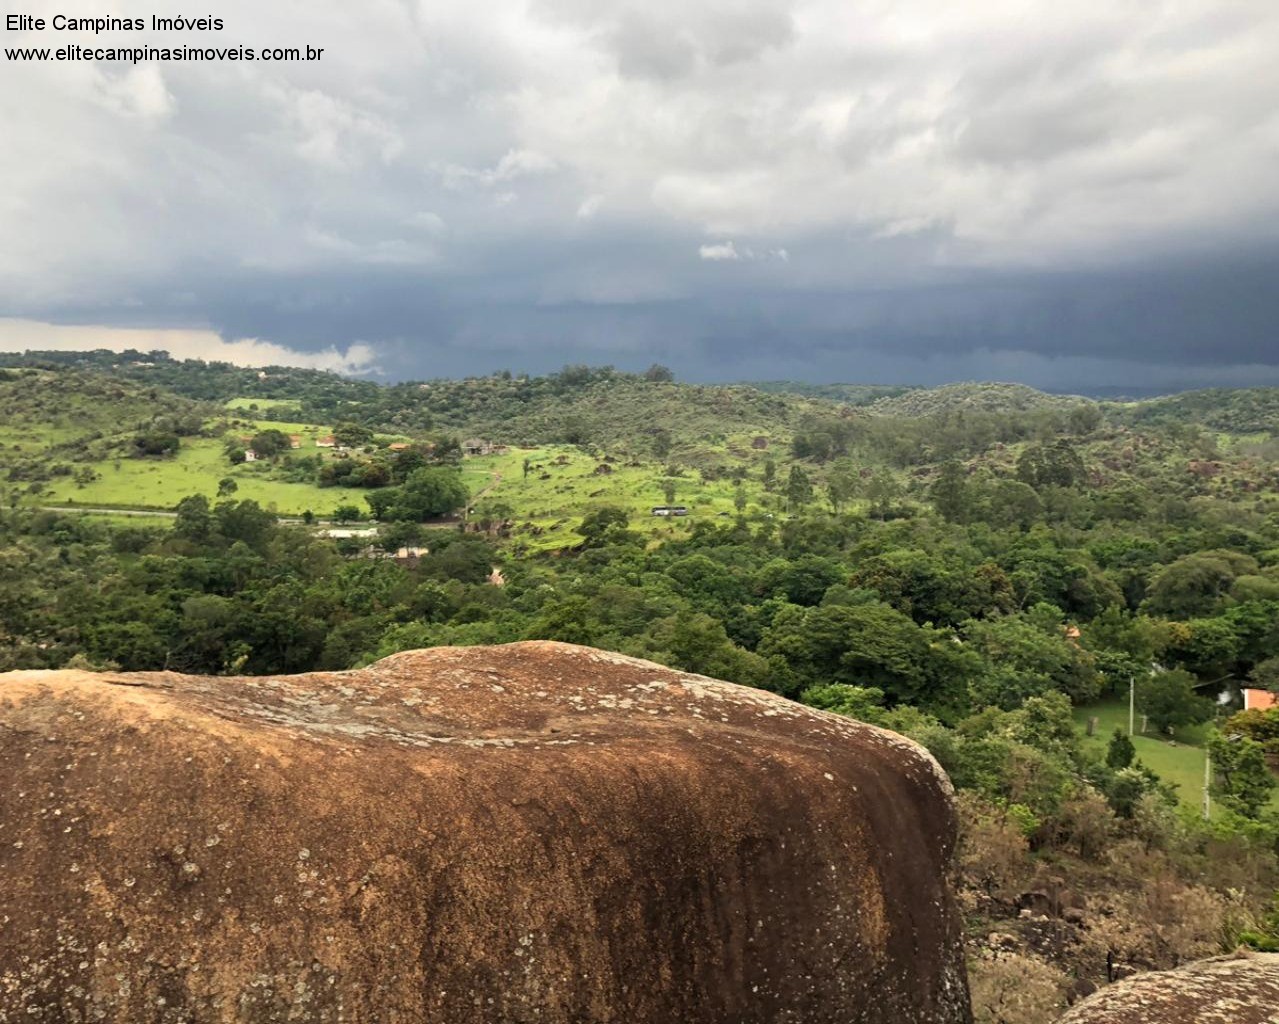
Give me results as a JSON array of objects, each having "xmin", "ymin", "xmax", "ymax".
[
  {"xmin": 741, "ymin": 381, "xmax": 914, "ymax": 405},
  {"xmin": 5, "ymin": 350, "xmax": 1279, "ymax": 439},
  {"xmin": 868, "ymin": 382, "xmax": 1093, "ymax": 417}
]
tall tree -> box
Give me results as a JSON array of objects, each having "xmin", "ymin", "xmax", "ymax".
[
  {"xmin": 1138, "ymin": 670, "xmax": 1215, "ymax": 737},
  {"xmin": 1209, "ymin": 732, "xmax": 1276, "ymax": 817},
  {"xmin": 930, "ymin": 461, "xmax": 970, "ymax": 523},
  {"xmin": 827, "ymin": 465, "xmax": 858, "ymax": 513},
  {"xmin": 249, "ymin": 429, "xmax": 291, "ymax": 460},
  {"xmin": 786, "ymin": 466, "xmax": 813, "ymax": 511}
]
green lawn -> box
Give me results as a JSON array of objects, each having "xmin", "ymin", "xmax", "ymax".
[
  {"xmin": 1074, "ymin": 696, "xmax": 1279, "ymax": 818},
  {"xmin": 1076, "ymin": 698, "xmax": 1213, "ymax": 813}
]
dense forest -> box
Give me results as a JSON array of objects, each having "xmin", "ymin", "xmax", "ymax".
[{"xmin": 4, "ymin": 352, "xmax": 1279, "ymax": 1019}]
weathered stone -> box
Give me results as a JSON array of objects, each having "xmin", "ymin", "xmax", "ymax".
[
  {"xmin": 0, "ymin": 641, "xmax": 971, "ymax": 1023},
  {"xmin": 1066, "ymin": 977, "xmax": 1098, "ymax": 1005},
  {"xmin": 1059, "ymin": 952, "xmax": 1279, "ymax": 1023},
  {"xmin": 1018, "ymin": 891, "xmax": 1055, "ymax": 917}
]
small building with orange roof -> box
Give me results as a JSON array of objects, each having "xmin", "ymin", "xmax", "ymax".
[{"xmin": 1243, "ymin": 688, "xmax": 1279, "ymax": 712}]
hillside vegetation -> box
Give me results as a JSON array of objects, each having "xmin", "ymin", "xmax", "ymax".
[
  {"xmin": 744, "ymin": 381, "xmax": 913, "ymax": 405},
  {"xmin": 6, "ymin": 353, "xmax": 1279, "ymax": 1020},
  {"xmin": 1118, "ymin": 387, "xmax": 1279, "ymax": 434},
  {"xmin": 869, "ymin": 381, "xmax": 1092, "ymax": 417}
]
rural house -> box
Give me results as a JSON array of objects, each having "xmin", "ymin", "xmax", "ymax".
[{"xmin": 1243, "ymin": 688, "xmax": 1279, "ymax": 711}]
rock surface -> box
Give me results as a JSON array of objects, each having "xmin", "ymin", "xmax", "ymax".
[
  {"xmin": 0, "ymin": 641, "xmax": 970, "ymax": 1023},
  {"xmin": 1057, "ymin": 953, "xmax": 1279, "ymax": 1023}
]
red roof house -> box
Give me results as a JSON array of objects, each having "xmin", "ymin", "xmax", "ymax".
[{"xmin": 1243, "ymin": 689, "xmax": 1279, "ymax": 711}]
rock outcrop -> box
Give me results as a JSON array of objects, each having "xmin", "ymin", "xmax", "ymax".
[
  {"xmin": 0, "ymin": 641, "xmax": 970, "ymax": 1023},
  {"xmin": 1058, "ymin": 953, "xmax": 1279, "ymax": 1023}
]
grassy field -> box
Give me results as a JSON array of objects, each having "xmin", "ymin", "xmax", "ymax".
[
  {"xmin": 1074, "ymin": 696, "xmax": 1279, "ymax": 818},
  {"xmin": 15, "ymin": 387, "xmax": 798, "ymax": 541},
  {"xmin": 36, "ymin": 436, "xmax": 371, "ymax": 517},
  {"xmin": 2, "ymin": 376, "xmax": 823, "ymax": 537},
  {"xmin": 1075, "ymin": 698, "xmax": 1213, "ymax": 813},
  {"xmin": 225, "ymin": 397, "xmax": 302, "ymax": 413},
  {"xmin": 461, "ymin": 444, "xmax": 782, "ymax": 551},
  {"xmin": 30, "ymin": 435, "xmax": 788, "ymax": 535}
]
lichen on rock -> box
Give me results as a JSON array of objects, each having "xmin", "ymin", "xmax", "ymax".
[
  {"xmin": 1057, "ymin": 952, "xmax": 1279, "ymax": 1024},
  {"xmin": 1, "ymin": 641, "xmax": 971, "ymax": 1022}
]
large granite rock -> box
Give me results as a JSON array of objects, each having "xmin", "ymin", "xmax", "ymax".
[
  {"xmin": 1058, "ymin": 953, "xmax": 1279, "ymax": 1023},
  {"xmin": 0, "ymin": 641, "xmax": 970, "ymax": 1023}
]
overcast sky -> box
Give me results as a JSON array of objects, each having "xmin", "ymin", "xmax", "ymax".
[{"xmin": 2, "ymin": 0, "xmax": 1278, "ymax": 388}]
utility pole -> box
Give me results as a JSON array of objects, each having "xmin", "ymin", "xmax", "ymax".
[
  {"xmin": 1202, "ymin": 748, "xmax": 1211, "ymax": 822},
  {"xmin": 1129, "ymin": 677, "xmax": 1135, "ymax": 737}
]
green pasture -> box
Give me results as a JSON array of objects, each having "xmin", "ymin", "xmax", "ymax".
[
  {"xmin": 461, "ymin": 445, "xmax": 778, "ymax": 550},
  {"xmin": 0, "ymin": 424, "xmax": 86, "ymax": 448},
  {"xmin": 27, "ymin": 439, "xmax": 773, "ymax": 530},
  {"xmin": 23, "ymin": 423, "xmax": 787, "ymax": 540},
  {"xmin": 219, "ymin": 416, "xmax": 328, "ymax": 439},
  {"xmin": 224, "ymin": 397, "xmax": 302, "ymax": 413},
  {"xmin": 34, "ymin": 437, "xmax": 370, "ymax": 517}
]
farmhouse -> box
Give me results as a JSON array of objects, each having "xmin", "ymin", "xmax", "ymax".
[
  {"xmin": 316, "ymin": 436, "xmax": 336, "ymax": 448},
  {"xmin": 463, "ymin": 438, "xmax": 496, "ymax": 456},
  {"xmin": 290, "ymin": 435, "xmax": 302, "ymax": 449},
  {"xmin": 651, "ymin": 505, "xmax": 689, "ymax": 517},
  {"xmin": 244, "ymin": 449, "xmax": 259, "ymax": 463}
]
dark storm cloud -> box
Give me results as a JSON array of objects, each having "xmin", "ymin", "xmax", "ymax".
[{"xmin": 1, "ymin": 0, "xmax": 1278, "ymax": 386}]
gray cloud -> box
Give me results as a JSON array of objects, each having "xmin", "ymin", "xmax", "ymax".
[{"xmin": 1, "ymin": 0, "xmax": 1277, "ymax": 386}]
